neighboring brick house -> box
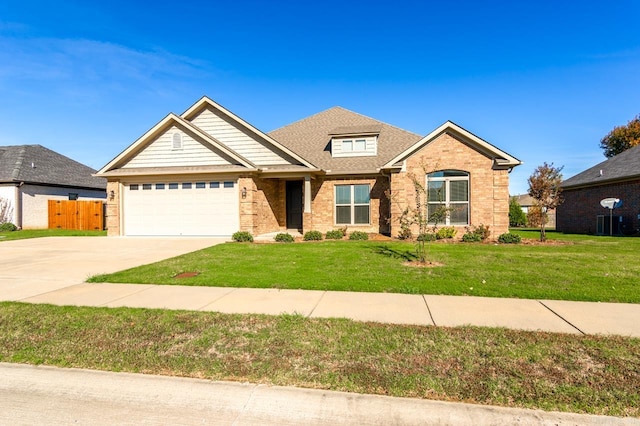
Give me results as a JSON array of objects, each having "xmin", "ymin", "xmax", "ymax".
[
  {"xmin": 0, "ymin": 145, "xmax": 106, "ymax": 229},
  {"xmin": 96, "ymin": 97, "xmax": 521, "ymax": 238},
  {"xmin": 557, "ymin": 144, "xmax": 640, "ymax": 235}
]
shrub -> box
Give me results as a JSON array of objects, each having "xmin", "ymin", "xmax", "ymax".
[
  {"xmin": 436, "ymin": 227, "xmax": 457, "ymax": 240},
  {"xmin": 462, "ymin": 232, "xmax": 482, "ymax": 242},
  {"xmin": 274, "ymin": 233, "xmax": 295, "ymax": 243},
  {"xmin": 232, "ymin": 231, "xmax": 253, "ymax": 242},
  {"xmin": 303, "ymin": 230, "xmax": 323, "ymax": 241},
  {"xmin": 349, "ymin": 231, "xmax": 369, "ymax": 240},
  {"xmin": 325, "ymin": 229, "xmax": 345, "ymax": 240},
  {"xmin": 417, "ymin": 233, "xmax": 436, "ymax": 242},
  {"xmin": 0, "ymin": 222, "xmax": 17, "ymax": 232},
  {"xmin": 462, "ymin": 224, "xmax": 490, "ymax": 242},
  {"xmin": 498, "ymin": 232, "xmax": 522, "ymax": 244}
]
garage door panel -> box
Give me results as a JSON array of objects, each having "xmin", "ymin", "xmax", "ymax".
[{"xmin": 123, "ymin": 180, "xmax": 239, "ymax": 236}]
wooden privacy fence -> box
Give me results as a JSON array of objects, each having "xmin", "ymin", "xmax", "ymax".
[{"xmin": 48, "ymin": 200, "xmax": 105, "ymax": 230}]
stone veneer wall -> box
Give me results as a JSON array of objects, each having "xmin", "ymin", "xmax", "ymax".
[
  {"xmin": 389, "ymin": 133, "xmax": 511, "ymax": 239},
  {"xmin": 557, "ymin": 179, "xmax": 640, "ymax": 234}
]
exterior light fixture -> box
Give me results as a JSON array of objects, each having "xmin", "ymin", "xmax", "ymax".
[
  {"xmin": 109, "ymin": 190, "xmax": 115, "ymax": 200},
  {"xmin": 241, "ymin": 187, "xmax": 247, "ymax": 199}
]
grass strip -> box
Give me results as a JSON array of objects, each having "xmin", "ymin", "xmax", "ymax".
[
  {"xmin": 0, "ymin": 229, "xmax": 106, "ymax": 241},
  {"xmin": 89, "ymin": 231, "xmax": 640, "ymax": 303},
  {"xmin": 1, "ymin": 302, "xmax": 638, "ymax": 417}
]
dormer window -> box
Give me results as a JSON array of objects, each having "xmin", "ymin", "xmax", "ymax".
[{"xmin": 329, "ymin": 124, "xmax": 381, "ymax": 158}]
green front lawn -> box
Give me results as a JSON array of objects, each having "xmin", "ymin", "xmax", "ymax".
[
  {"xmin": 1, "ymin": 302, "xmax": 638, "ymax": 417},
  {"xmin": 0, "ymin": 229, "xmax": 106, "ymax": 241},
  {"xmin": 89, "ymin": 231, "xmax": 640, "ymax": 303}
]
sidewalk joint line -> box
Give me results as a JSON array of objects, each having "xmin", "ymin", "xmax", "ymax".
[
  {"xmin": 307, "ymin": 291, "xmax": 327, "ymax": 318},
  {"xmin": 196, "ymin": 287, "xmax": 238, "ymax": 311},
  {"xmin": 538, "ymin": 300, "xmax": 586, "ymax": 335},
  {"xmin": 231, "ymin": 384, "xmax": 259, "ymax": 426},
  {"xmin": 97, "ymin": 283, "xmax": 157, "ymax": 307},
  {"xmin": 422, "ymin": 294, "xmax": 436, "ymax": 326}
]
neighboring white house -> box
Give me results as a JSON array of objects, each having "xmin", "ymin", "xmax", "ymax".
[{"xmin": 0, "ymin": 145, "xmax": 106, "ymax": 229}]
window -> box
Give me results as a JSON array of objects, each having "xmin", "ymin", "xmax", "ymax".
[
  {"xmin": 182, "ymin": 182, "xmax": 192, "ymax": 189},
  {"xmin": 223, "ymin": 181, "xmax": 234, "ymax": 188},
  {"xmin": 209, "ymin": 182, "xmax": 220, "ymax": 188},
  {"xmin": 335, "ymin": 184, "xmax": 370, "ymax": 225},
  {"xmin": 195, "ymin": 182, "xmax": 206, "ymax": 189},
  {"xmin": 68, "ymin": 193, "xmax": 78, "ymax": 200},
  {"xmin": 172, "ymin": 132, "xmax": 183, "ymax": 150},
  {"xmin": 333, "ymin": 136, "xmax": 377, "ymax": 157},
  {"xmin": 427, "ymin": 170, "xmax": 469, "ymax": 225},
  {"xmin": 142, "ymin": 183, "xmax": 152, "ymax": 190},
  {"xmin": 130, "ymin": 184, "xmax": 139, "ymax": 190},
  {"xmin": 168, "ymin": 183, "xmax": 179, "ymax": 189},
  {"xmin": 155, "ymin": 183, "xmax": 165, "ymax": 190}
]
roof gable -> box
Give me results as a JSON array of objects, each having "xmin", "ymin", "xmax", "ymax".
[
  {"xmin": 382, "ymin": 121, "xmax": 521, "ymax": 170},
  {"xmin": 182, "ymin": 97, "xmax": 316, "ymax": 169},
  {"xmin": 0, "ymin": 145, "xmax": 105, "ymax": 190},
  {"xmin": 97, "ymin": 113, "xmax": 256, "ymax": 175},
  {"xmin": 562, "ymin": 144, "xmax": 640, "ymax": 188}
]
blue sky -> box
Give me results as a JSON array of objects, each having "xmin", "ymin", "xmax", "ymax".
[{"xmin": 1, "ymin": 1, "xmax": 639, "ymax": 194}]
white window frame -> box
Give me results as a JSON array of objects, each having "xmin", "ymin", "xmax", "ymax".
[
  {"xmin": 334, "ymin": 184, "xmax": 371, "ymax": 225},
  {"xmin": 426, "ymin": 171, "xmax": 470, "ymax": 226},
  {"xmin": 332, "ymin": 136, "xmax": 377, "ymax": 157}
]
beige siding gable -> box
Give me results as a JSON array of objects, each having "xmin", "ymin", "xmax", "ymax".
[
  {"xmin": 122, "ymin": 126, "xmax": 232, "ymax": 168},
  {"xmin": 190, "ymin": 107, "xmax": 294, "ymax": 166}
]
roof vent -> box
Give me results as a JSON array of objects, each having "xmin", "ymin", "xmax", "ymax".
[
  {"xmin": 599, "ymin": 169, "xmax": 603, "ymax": 176},
  {"xmin": 172, "ymin": 132, "xmax": 183, "ymax": 150},
  {"xmin": 31, "ymin": 162, "xmax": 36, "ymax": 168}
]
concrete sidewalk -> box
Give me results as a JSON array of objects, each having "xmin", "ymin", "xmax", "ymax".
[
  {"xmin": 18, "ymin": 283, "xmax": 640, "ymax": 337},
  {"xmin": 3, "ymin": 362, "xmax": 638, "ymax": 426}
]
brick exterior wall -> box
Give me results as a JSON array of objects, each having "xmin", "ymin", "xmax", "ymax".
[
  {"xmin": 557, "ymin": 179, "xmax": 640, "ymax": 234},
  {"xmin": 105, "ymin": 180, "xmax": 120, "ymax": 236},
  {"xmin": 239, "ymin": 176, "xmax": 285, "ymax": 235},
  {"xmin": 389, "ymin": 133, "xmax": 511, "ymax": 238},
  {"xmin": 307, "ymin": 176, "xmax": 390, "ymax": 234}
]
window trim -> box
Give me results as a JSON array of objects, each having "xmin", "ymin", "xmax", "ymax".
[
  {"xmin": 334, "ymin": 184, "xmax": 371, "ymax": 226},
  {"xmin": 426, "ymin": 170, "xmax": 470, "ymax": 226}
]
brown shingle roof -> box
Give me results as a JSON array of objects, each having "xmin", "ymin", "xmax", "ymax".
[{"xmin": 268, "ymin": 107, "xmax": 421, "ymax": 174}]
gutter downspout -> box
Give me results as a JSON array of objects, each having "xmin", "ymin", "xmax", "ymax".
[{"xmin": 15, "ymin": 182, "xmax": 24, "ymax": 229}]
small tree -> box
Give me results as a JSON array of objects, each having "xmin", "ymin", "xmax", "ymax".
[
  {"xmin": 600, "ymin": 115, "xmax": 640, "ymax": 158},
  {"xmin": 527, "ymin": 162, "xmax": 563, "ymax": 242},
  {"xmin": 0, "ymin": 197, "xmax": 13, "ymax": 224},
  {"xmin": 509, "ymin": 196, "xmax": 527, "ymax": 227},
  {"xmin": 388, "ymin": 160, "xmax": 449, "ymax": 263}
]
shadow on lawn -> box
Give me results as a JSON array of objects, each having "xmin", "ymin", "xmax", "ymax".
[{"xmin": 372, "ymin": 244, "xmax": 417, "ymax": 261}]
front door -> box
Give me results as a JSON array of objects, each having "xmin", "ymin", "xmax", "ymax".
[{"xmin": 286, "ymin": 180, "xmax": 303, "ymax": 230}]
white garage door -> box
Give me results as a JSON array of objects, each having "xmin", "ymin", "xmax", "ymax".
[{"xmin": 123, "ymin": 179, "xmax": 239, "ymax": 236}]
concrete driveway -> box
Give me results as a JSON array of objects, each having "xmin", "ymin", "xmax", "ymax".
[{"xmin": 0, "ymin": 236, "xmax": 225, "ymax": 301}]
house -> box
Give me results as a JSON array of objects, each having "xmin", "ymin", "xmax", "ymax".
[
  {"xmin": 557, "ymin": 144, "xmax": 640, "ymax": 235},
  {"xmin": 96, "ymin": 97, "xmax": 521, "ymax": 238},
  {"xmin": 0, "ymin": 145, "xmax": 107, "ymax": 229},
  {"xmin": 513, "ymin": 193, "xmax": 556, "ymax": 229}
]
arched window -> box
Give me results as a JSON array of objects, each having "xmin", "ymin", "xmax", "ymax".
[
  {"xmin": 172, "ymin": 132, "xmax": 183, "ymax": 150},
  {"xmin": 427, "ymin": 170, "xmax": 469, "ymax": 225}
]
